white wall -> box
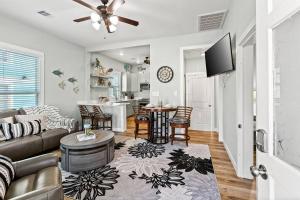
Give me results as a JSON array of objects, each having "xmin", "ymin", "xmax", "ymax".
[
  {"xmin": 150, "ymin": 31, "xmax": 223, "ymax": 105},
  {"xmin": 89, "ymin": 53, "xmax": 125, "ymax": 100},
  {"xmin": 87, "ymin": 31, "xmax": 223, "ymax": 106},
  {"xmin": 220, "ymin": 0, "xmax": 256, "ymax": 167},
  {"xmin": 0, "ymin": 14, "xmax": 86, "ymax": 120}
]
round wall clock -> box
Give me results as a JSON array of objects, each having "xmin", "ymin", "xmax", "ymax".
[{"xmin": 157, "ymin": 66, "xmax": 174, "ymax": 83}]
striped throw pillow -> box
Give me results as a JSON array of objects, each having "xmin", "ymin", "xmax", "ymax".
[
  {"xmin": 0, "ymin": 120, "xmax": 42, "ymax": 140},
  {"xmin": 0, "ymin": 155, "xmax": 15, "ymax": 200},
  {"xmin": 15, "ymin": 115, "xmax": 47, "ymax": 132},
  {"xmin": 0, "ymin": 129, "xmax": 5, "ymax": 142}
]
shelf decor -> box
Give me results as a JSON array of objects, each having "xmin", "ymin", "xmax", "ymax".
[{"xmin": 91, "ymin": 58, "xmax": 113, "ymax": 76}]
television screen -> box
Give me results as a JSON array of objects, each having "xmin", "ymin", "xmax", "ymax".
[{"xmin": 205, "ymin": 33, "xmax": 235, "ymax": 77}]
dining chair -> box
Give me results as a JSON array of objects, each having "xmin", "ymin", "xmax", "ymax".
[
  {"xmin": 169, "ymin": 106, "xmax": 193, "ymax": 146},
  {"xmin": 92, "ymin": 105, "xmax": 113, "ymax": 130},
  {"xmin": 132, "ymin": 105, "xmax": 150, "ymax": 139},
  {"xmin": 78, "ymin": 105, "xmax": 95, "ymax": 130}
]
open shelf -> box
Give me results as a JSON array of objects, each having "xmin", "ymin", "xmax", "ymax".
[
  {"xmin": 90, "ymin": 74, "xmax": 113, "ymax": 79},
  {"xmin": 90, "ymin": 85, "xmax": 113, "ymax": 89}
]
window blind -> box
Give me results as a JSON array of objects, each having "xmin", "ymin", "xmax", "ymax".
[{"xmin": 0, "ymin": 48, "xmax": 41, "ymax": 111}]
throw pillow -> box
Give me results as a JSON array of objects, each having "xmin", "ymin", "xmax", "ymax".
[
  {"xmin": 15, "ymin": 115, "xmax": 47, "ymax": 131},
  {"xmin": 0, "ymin": 155, "xmax": 15, "ymax": 199},
  {"xmin": 0, "ymin": 120, "xmax": 42, "ymax": 140},
  {"xmin": 0, "ymin": 117, "xmax": 13, "ymax": 124},
  {"xmin": 0, "ymin": 128, "xmax": 5, "ymax": 141}
]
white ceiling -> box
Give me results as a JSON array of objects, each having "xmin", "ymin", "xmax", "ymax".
[
  {"xmin": 100, "ymin": 45, "xmax": 150, "ymax": 64},
  {"xmin": 0, "ymin": 0, "xmax": 230, "ymax": 47}
]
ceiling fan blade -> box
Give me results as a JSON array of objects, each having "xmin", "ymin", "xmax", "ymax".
[
  {"xmin": 74, "ymin": 16, "xmax": 91, "ymax": 22},
  {"xmin": 118, "ymin": 16, "xmax": 139, "ymax": 26},
  {"xmin": 73, "ymin": 0, "xmax": 100, "ymax": 14},
  {"xmin": 107, "ymin": 0, "xmax": 125, "ymax": 13}
]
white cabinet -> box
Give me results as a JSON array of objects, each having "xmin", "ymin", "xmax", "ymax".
[
  {"xmin": 138, "ymin": 68, "xmax": 150, "ymax": 83},
  {"xmin": 130, "ymin": 73, "xmax": 139, "ymax": 92},
  {"xmin": 122, "ymin": 72, "xmax": 139, "ymax": 92},
  {"xmin": 122, "ymin": 72, "xmax": 131, "ymax": 92}
]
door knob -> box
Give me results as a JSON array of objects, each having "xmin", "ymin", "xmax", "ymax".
[{"xmin": 250, "ymin": 164, "xmax": 268, "ymax": 180}]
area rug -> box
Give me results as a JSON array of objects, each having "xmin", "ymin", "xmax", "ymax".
[{"xmin": 61, "ymin": 137, "xmax": 221, "ymax": 200}]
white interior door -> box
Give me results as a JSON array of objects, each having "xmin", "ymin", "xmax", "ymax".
[
  {"xmin": 186, "ymin": 72, "xmax": 214, "ymax": 131},
  {"xmin": 255, "ymin": 0, "xmax": 300, "ymax": 199}
]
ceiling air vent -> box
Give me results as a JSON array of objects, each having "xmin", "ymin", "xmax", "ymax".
[
  {"xmin": 37, "ymin": 10, "xmax": 51, "ymax": 17},
  {"xmin": 198, "ymin": 10, "xmax": 227, "ymax": 31}
]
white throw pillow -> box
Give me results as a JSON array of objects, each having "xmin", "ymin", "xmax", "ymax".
[
  {"xmin": 15, "ymin": 115, "xmax": 47, "ymax": 131},
  {"xmin": 0, "ymin": 117, "xmax": 13, "ymax": 124}
]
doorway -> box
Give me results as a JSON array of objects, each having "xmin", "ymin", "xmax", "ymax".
[
  {"xmin": 181, "ymin": 47, "xmax": 215, "ymax": 132},
  {"xmin": 236, "ymin": 22, "xmax": 256, "ymax": 178}
]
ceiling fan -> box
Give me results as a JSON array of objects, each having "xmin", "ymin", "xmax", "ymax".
[
  {"xmin": 73, "ymin": 0, "xmax": 139, "ymax": 33},
  {"xmin": 144, "ymin": 56, "xmax": 150, "ymax": 64}
]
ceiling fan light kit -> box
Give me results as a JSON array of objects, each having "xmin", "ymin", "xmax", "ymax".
[
  {"xmin": 109, "ymin": 24, "xmax": 117, "ymax": 32},
  {"xmin": 73, "ymin": 0, "xmax": 139, "ymax": 33},
  {"xmin": 92, "ymin": 21, "xmax": 101, "ymax": 30},
  {"xmin": 109, "ymin": 15, "xmax": 119, "ymax": 25},
  {"xmin": 90, "ymin": 12, "xmax": 101, "ymax": 22}
]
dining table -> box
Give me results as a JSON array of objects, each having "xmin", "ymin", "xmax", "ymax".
[{"xmin": 142, "ymin": 106, "xmax": 177, "ymax": 144}]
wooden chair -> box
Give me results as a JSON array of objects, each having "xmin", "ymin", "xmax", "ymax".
[
  {"xmin": 133, "ymin": 105, "xmax": 150, "ymax": 139},
  {"xmin": 78, "ymin": 105, "xmax": 95, "ymax": 130},
  {"xmin": 92, "ymin": 106, "xmax": 113, "ymax": 130},
  {"xmin": 169, "ymin": 106, "xmax": 193, "ymax": 146}
]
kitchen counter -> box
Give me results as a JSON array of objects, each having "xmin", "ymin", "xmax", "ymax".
[{"xmin": 77, "ymin": 101, "xmax": 128, "ymax": 132}]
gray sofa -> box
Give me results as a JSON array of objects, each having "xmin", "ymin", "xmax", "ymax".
[
  {"xmin": 6, "ymin": 153, "xmax": 63, "ymax": 200},
  {"xmin": 0, "ymin": 109, "xmax": 78, "ymax": 161}
]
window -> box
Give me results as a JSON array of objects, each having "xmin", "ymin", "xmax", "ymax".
[{"xmin": 0, "ymin": 43, "xmax": 44, "ymax": 111}]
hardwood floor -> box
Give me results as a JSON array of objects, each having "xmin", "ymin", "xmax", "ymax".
[{"xmin": 125, "ymin": 117, "xmax": 256, "ymax": 200}]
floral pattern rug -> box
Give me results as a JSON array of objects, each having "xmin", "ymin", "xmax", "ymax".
[{"xmin": 61, "ymin": 137, "xmax": 221, "ymax": 200}]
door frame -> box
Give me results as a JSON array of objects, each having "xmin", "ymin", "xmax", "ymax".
[
  {"xmin": 236, "ymin": 20, "xmax": 256, "ymax": 179},
  {"xmin": 179, "ymin": 45, "xmax": 223, "ymax": 139},
  {"xmin": 186, "ymin": 72, "xmax": 215, "ymax": 131}
]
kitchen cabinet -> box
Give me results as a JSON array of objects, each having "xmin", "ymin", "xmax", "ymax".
[
  {"xmin": 121, "ymin": 72, "xmax": 131, "ymax": 92},
  {"xmin": 138, "ymin": 68, "xmax": 150, "ymax": 84},
  {"xmin": 130, "ymin": 73, "xmax": 139, "ymax": 92},
  {"xmin": 122, "ymin": 72, "xmax": 139, "ymax": 92}
]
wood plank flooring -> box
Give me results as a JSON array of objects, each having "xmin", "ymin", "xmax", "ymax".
[
  {"xmin": 64, "ymin": 117, "xmax": 256, "ymax": 200},
  {"xmin": 125, "ymin": 117, "xmax": 256, "ymax": 200}
]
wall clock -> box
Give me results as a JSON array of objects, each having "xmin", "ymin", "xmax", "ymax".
[{"xmin": 157, "ymin": 66, "xmax": 174, "ymax": 83}]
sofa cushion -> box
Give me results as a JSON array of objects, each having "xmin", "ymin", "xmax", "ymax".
[
  {"xmin": 0, "ymin": 155, "xmax": 15, "ymax": 199},
  {"xmin": 41, "ymin": 129, "xmax": 68, "ymax": 151},
  {"xmin": 5, "ymin": 166, "xmax": 61, "ymax": 199},
  {"xmin": 0, "ymin": 135, "xmax": 43, "ymax": 161}
]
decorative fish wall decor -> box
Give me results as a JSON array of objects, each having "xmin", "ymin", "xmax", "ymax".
[
  {"xmin": 52, "ymin": 69, "xmax": 64, "ymax": 77},
  {"xmin": 52, "ymin": 68, "xmax": 79, "ymax": 94},
  {"xmin": 58, "ymin": 80, "xmax": 66, "ymax": 90},
  {"xmin": 68, "ymin": 77, "xmax": 78, "ymax": 84}
]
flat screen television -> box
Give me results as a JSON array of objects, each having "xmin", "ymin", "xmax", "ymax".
[{"xmin": 205, "ymin": 33, "xmax": 235, "ymax": 77}]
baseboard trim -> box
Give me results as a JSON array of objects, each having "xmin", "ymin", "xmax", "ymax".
[{"xmin": 223, "ymin": 142, "xmax": 238, "ymax": 175}]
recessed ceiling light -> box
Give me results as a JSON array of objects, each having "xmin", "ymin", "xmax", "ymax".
[
  {"xmin": 120, "ymin": 52, "xmax": 124, "ymax": 56},
  {"xmin": 201, "ymin": 53, "xmax": 205, "ymax": 56}
]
